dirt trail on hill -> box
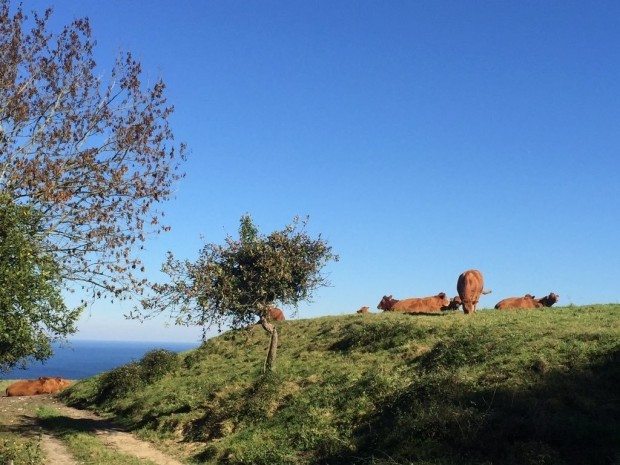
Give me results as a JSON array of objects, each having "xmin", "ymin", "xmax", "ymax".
[{"xmin": 0, "ymin": 394, "xmax": 183, "ymax": 465}]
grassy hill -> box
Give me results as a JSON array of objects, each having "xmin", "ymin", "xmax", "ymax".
[{"xmin": 61, "ymin": 305, "xmax": 620, "ymax": 465}]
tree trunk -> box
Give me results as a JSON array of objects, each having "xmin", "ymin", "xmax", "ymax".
[{"xmin": 260, "ymin": 317, "xmax": 278, "ymax": 372}]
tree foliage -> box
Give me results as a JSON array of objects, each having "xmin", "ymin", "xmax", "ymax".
[
  {"xmin": 140, "ymin": 215, "xmax": 338, "ymax": 370},
  {"xmin": 0, "ymin": 1, "xmax": 185, "ymax": 302},
  {"xmin": 0, "ymin": 196, "xmax": 82, "ymax": 372}
]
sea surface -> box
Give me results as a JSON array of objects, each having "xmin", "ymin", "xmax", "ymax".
[{"xmin": 1, "ymin": 340, "xmax": 198, "ymax": 380}]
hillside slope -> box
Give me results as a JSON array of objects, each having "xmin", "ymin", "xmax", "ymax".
[{"xmin": 62, "ymin": 305, "xmax": 620, "ymax": 465}]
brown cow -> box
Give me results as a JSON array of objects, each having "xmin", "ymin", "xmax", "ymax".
[
  {"xmin": 356, "ymin": 306, "xmax": 370, "ymax": 314},
  {"xmin": 377, "ymin": 293, "xmax": 450, "ymax": 314},
  {"xmin": 495, "ymin": 294, "xmax": 542, "ymax": 310},
  {"xmin": 457, "ymin": 269, "xmax": 491, "ymax": 314},
  {"xmin": 266, "ymin": 306, "xmax": 285, "ymax": 321},
  {"xmin": 442, "ymin": 296, "xmax": 462, "ymax": 311},
  {"xmin": 495, "ymin": 292, "xmax": 559, "ymax": 310},
  {"xmin": 6, "ymin": 377, "xmax": 71, "ymax": 397},
  {"xmin": 537, "ymin": 293, "xmax": 559, "ymax": 307}
]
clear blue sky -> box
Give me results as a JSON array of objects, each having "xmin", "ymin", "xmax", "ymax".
[{"xmin": 43, "ymin": 1, "xmax": 619, "ymax": 341}]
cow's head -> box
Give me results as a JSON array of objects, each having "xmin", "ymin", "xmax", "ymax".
[
  {"xmin": 356, "ymin": 306, "xmax": 370, "ymax": 314},
  {"xmin": 57, "ymin": 379, "xmax": 72, "ymax": 390},
  {"xmin": 461, "ymin": 300, "xmax": 476, "ymax": 314},
  {"xmin": 377, "ymin": 295, "xmax": 396, "ymax": 311},
  {"xmin": 524, "ymin": 294, "xmax": 535, "ymax": 299},
  {"xmin": 539, "ymin": 293, "xmax": 559, "ymax": 307},
  {"xmin": 436, "ymin": 292, "xmax": 450, "ymax": 307},
  {"xmin": 442, "ymin": 296, "xmax": 462, "ymax": 311}
]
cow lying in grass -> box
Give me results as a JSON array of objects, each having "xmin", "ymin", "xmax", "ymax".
[
  {"xmin": 377, "ymin": 293, "xmax": 449, "ymax": 314},
  {"xmin": 356, "ymin": 306, "xmax": 370, "ymax": 314},
  {"xmin": 5, "ymin": 377, "xmax": 71, "ymax": 397},
  {"xmin": 495, "ymin": 292, "xmax": 559, "ymax": 310}
]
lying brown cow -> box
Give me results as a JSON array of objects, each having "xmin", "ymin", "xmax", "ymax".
[
  {"xmin": 266, "ymin": 306, "xmax": 285, "ymax": 321},
  {"xmin": 457, "ymin": 269, "xmax": 492, "ymax": 314},
  {"xmin": 495, "ymin": 292, "xmax": 559, "ymax": 310},
  {"xmin": 442, "ymin": 296, "xmax": 462, "ymax": 311},
  {"xmin": 356, "ymin": 306, "xmax": 370, "ymax": 314},
  {"xmin": 495, "ymin": 294, "xmax": 541, "ymax": 310},
  {"xmin": 377, "ymin": 293, "xmax": 449, "ymax": 314},
  {"xmin": 6, "ymin": 377, "xmax": 71, "ymax": 397}
]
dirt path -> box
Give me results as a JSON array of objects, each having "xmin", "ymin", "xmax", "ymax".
[
  {"xmin": 39, "ymin": 433, "xmax": 78, "ymax": 465},
  {"xmin": 0, "ymin": 395, "xmax": 183, "ymax": 465}
]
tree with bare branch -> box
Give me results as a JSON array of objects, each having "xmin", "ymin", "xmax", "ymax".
[
  {"xmin": 0, "ymin": 1, "xmax": 186, "ymax": 302},
  {"xmin": 139, "ymin": 215, "xmax": 337, "ymax": 372}
]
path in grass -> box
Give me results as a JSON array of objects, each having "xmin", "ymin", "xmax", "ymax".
[
  {"xmin": 0, "ymin": 394, "xmax": 183, "ymax": 465},
  {"xmin": 40, "ymin": 433, "xmax": 77, "ymax": 465}
]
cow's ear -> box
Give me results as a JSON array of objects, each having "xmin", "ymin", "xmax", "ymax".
[{"xmin": 438, "ymin": 292, "xmax": 446, "ymax": 298}]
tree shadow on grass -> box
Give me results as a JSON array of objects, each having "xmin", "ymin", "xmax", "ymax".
[
  {"xmin": 35, "ymin": 414, "xmax": 124, "ymax": 437},
  {"xmin": 321, "ymin": 350, "xmax": 620, "ymax": 465}
]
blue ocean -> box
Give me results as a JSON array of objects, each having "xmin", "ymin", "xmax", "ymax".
[{"xmin": 1, "ymin": 340, "xmax": 198, "ymax": 380}]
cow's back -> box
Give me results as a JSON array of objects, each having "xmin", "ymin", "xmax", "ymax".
[
  {"xmin": 457, "ymin": 269, "xmax": 484, "ymax": 314},
  {"xmin": 392, "ymin": 296, "xmax": 444, "ymax": 314},
  {"xmin": 495, "ymin": 297, "xmax": 542, "ymax": 310},
  {"xmin": 6, "ymin": 380, "xmax": 41, "ymax": 396}
]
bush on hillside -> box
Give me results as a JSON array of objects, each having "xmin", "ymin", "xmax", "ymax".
[
  {"xmin": 97, "ymin": 363, "xmax": 144, "ymax": 401},
  {"xmin": 139, "ymin": 349, "xmax": 180, "ymax": 382},
  {"xmin": 92, "ymin": 349, "xmax": 179, "ymax": 403}
]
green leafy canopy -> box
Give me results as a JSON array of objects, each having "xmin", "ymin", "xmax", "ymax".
[
  {"xmin": 0, "ymin": 195, "xmax": 82, "ymax": 372},
  {"xmin": 138, "ymin": 215, "xmax": 338, "ymax": 331}
]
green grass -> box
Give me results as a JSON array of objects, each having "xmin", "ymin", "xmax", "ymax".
[
  {"xmin": 0, "ymin": 434, "xmax": 42, "ymax": 465},
  {"xmin": 0, "ymin": 379, "xmax": 15, "ymax": 392},
  {"xmin": 61, "ymin": 305, "xmax": 620, "ymax": 465},
  {"xmin": 36, "ymin": 406, "xmax": 157, "ymax": 465},
  {"xmin": 0, "ymin": 380, "xmax": 44, "ymax": 465}
]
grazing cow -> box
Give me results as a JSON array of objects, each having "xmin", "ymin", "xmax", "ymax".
[
  {"xmin": 537, "ymin": 293, "xmax": 559, "ymax": 307},
  {"xmin": 356, "ymin": 306, "xmax": 370, "ymax": 314},
  {"xmin": 377, "ymin": 293, "xmax": 450, "ymax": 314},
  {"xmin": 6, "ymin": 377, "xmax": 71, "ymax": 397},
  {"xmin": 457, "ymin": 269, "xmax": 491, "ymax": 314},
  {"xmin": 266, "ymin": 306, "xmax": 285, "ymax": 321},
  {"xmin": 442, "ymin": 296, "xmax": 462, "ymax": 311},
  {"xmin": 495, "ymin": 294, "xmax": 543, "ymax": 310}
]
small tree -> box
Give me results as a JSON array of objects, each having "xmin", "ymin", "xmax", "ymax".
[
  {"xmin": 139, "ymin": 215, "xmax": 337, "ymax": 372},
  {"xmin": 0, "ymin": 196, "xmax": 82, "ymax": 372},
  {"xmin": 0, "ymin": 1, "xmax": 185, "ymax": 302}
]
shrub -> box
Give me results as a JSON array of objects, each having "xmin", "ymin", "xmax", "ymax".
[
  {"xmin": 97, "ymin": 363, "xmax": 145, "ymax": 401},
  {"xmin": 139, "ymin": 349, "xmax": 180, "ymax": 382}
]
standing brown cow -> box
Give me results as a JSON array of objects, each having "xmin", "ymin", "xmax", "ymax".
[
  {"xmin": 6, "ymin": 377, "xmax": 71, "ymax": 397},
  {"xmin": 457, "ymin": 269, "xmax": 491, "ymax": 314},
  {"xmin": 377, "ymin": 293, "xmax": 450, "ymax": 314}
]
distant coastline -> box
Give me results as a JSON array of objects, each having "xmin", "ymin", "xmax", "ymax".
[{"xmin": 1, "ymin": 339, "xmax": 199, "ymax": 380}]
